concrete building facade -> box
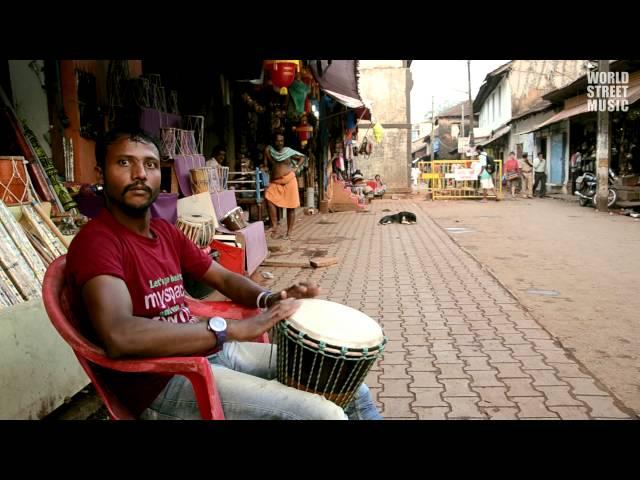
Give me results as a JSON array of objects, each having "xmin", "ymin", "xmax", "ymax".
[{"xmin": 357, "ymin": 60, "xmax": 412, "ymax": 193}]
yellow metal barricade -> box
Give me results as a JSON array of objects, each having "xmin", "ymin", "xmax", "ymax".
[{"xmin": 418, "ymin": 159, "xmax": 502, "ymax": 200}]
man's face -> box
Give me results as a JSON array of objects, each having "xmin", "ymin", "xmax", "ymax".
[
  {"xmin": 98, "ymin": 137, "xmax": 161, "ymax": 217},
  {"xmin": 274, "ymin": 135, "xmax": 285, "ymax": 151},
  {"xmin": 215, "ymin": 150, "xmax": 226, "ymax": 163}
]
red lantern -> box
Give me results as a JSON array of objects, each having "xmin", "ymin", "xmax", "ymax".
[
  {"xmin": 295, "ymin": 115, "xmax": 313, "ymax": 147},
  {"xmin": 264, "ymin": 60, "xmax": 300, "ymax": 95}
]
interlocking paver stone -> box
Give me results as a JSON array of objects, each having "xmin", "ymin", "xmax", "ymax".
[
  {"xmin": 413, "ymin": 407, "xmax": 450, "ymax": 419},
  {"xmin": 408, "ymin": 359, "xmax": 438, "ymax": 372},
  {"xmin": 515, "ymin": 355, "xmax": 554, "ymax": 370},
  {"xmin": 440, "ymin": 379, "xmax": 476, "ymax": 397},
  {"xmin": 381, "ymin": 399, "xmax": 418, "ymax": 419},
  {"xmin": 469, "ymin": 370, "xmax": 503, "ymax": 387},
  {"xmin": 551, "ymin": 363, "xmax": 591, "ymax": 378},
  {"xmin": 536, "ymin": 386, "xmax": 586, "ymax": 407},
  {"xmin": 514, "ymin": 398, "xmax": 559, "ymax": 418},
  {"xmin": 504, "ymin": 378, "xmax": 543, "ymax": 397},
  {"xmin": 492, "ymin": 363, "xmax": 531, "ymax": 378},
  {"xmin": 549, "ymin": 406, "xmax": 590, "ymax": 420},
  {"xmin": 430, "ymin": 340, "xmax": 456, "ymax": 351},
  {"xmin": 447, "ymin": 397, "xmax": 486, "ymax": 419},
  {"xmin": 437, "ymin": 364, "xmax": 471, "ymax": 379},
  {"xmin": 379, "ymin": 379, "xmax": 413, "ymax": 397},
  {"xmin": 380, "ymin": 352, "xmax": 409, "ymax": 365},
  {"xmin": 433, "ymin": 351, "xmax": 463, "ymax": 364},
  {"xmin": 483, "ymin": 407, "xmax": 520, "ymax": 420},
  {"xmin": 409, "ymin": 372, "xmax": 442, "ymax": 388},
  {"xmin": 563, "ymin": 377, "xmax": 609, "ymax": 396},
  {"xmin": 412, "ymin": 388, "xmax": 447, "ymax": 407},
  {"xmin": 475, "ymin": 387, "xmax": 516, "ymax": 407},
  {"xmin": 575, "ymin": 396, "xmax": 630, "ymax": 418},
  {"xmin": 405, "ymin": 346, "xmax": 434, "ymax": 358},
  {"xmin": 526, "ymin": 370, "xmax": 569, "ymax": 386},
  {"xmin": 463, "ymin": 357, "xmax": 494, "ymax": 371}
]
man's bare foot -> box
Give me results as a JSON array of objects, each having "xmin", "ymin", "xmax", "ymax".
[{"xmin": 269, "ymin": 228, "xmax": 283, "ymax": 239}]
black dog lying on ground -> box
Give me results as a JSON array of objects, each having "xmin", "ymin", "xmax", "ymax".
[{"xmin": 379, "ymin": 211, "xmax": 417, "ymax": 225}]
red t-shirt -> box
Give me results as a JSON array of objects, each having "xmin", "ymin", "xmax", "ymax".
[
  {"xmin": 65, "ymin": 209, "xmax": 213, "ymax": 416},
  {"xmin": 505, "ymin": 158, "xmax": 520, "ymax": 173},
  {"xmin": 66, "ymin": 209, "xmax": 212, "ymax": 324}
]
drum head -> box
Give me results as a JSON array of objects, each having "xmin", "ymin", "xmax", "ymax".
[
  {"xmin": 184, "ymin": 213, "xmax": 212, "ymax": 223},
  {"xmin": 287, "ymin": 299, "xmax": 384, "ymax": 350}
]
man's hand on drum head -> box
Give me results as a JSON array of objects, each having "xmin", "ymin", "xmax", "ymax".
[
  {"xmin": 229, "ymin": 298, "xmax": 302, "ymax": 341},
  {"xmin": 267, "ymin": 282, "xmax": 320, "ymax": 307}
]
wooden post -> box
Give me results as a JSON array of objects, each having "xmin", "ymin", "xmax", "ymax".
[{"xmin": 596, "ymin": 60, "xmax": 610, "ymax": 212}]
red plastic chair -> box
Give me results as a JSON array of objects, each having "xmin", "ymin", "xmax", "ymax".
[{"xmin": 42, "ymin": 255, "xmax": 268, "ymax": 420}]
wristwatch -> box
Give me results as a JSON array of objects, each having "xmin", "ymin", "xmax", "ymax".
[{"xmin": 207, "ymin": 316, "xmax": 228, "ymax": 348}]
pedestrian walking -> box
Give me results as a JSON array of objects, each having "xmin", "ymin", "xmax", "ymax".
[
  {"xmin": 504, "ymin": 151, "xmax": 521, "ymax": 198},
  {"xmin": 533, "ymin": 152, "xmax": 547, "ymax": 197}
]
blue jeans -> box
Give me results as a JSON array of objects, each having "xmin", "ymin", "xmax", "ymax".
[{"xmin": 140, "ymin": 341, "xmax": 382, "ymax": 420}]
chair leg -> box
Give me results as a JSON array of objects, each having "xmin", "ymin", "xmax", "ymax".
[{"xmin": 184, "ymin": 369, "xmax": 226, "ymax": 420}]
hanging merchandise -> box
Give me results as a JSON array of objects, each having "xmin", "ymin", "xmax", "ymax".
[
  {"xmin": 295, "ymin": 114, "xmax": 314, "ymax": 148},
  {"xmin": 21, "ymin": 122, "xmax": 77, "ymax": 212},
  {"xmin": 264, "ymin": 60, "xmax": 301, "ymax": 96},
  {"xmin": 373, "ymin": 122, "xmax": 384, "ymax": 144},
  {"xmin": 359, "ymin": 137, "xmax": 373, "ymax": 157},
  {"xmin": 288, "ymin": 79, "xmax": 310, "ymax": 114},
  {"xmin": 346, "ymin": 111, "xmax": 356, "ymax": 131}
]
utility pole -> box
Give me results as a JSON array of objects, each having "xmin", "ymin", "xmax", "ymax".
[
  {"xmin": 431, "ymin": 96, "xmax": 435, "ymax": 160},
  {"xmin": 467, "ymin": 60, "xmax": 475, "ymax": 153},
  {"xmin": 461, "ymin": 102, "xmax": 465, "ymax": 137},
  {"xmin": 596, "ymin": 60, "xmax": 610, "ymax": 212}
]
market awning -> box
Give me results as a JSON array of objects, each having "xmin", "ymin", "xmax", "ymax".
[
  {"xmin": 310, "ymin": 60, "xmax": 365, "ymax": 108},
  {"xmin": 534, "ymin": 101, "xmax": 590, "ymax": 130},
  {"xmin": 525, "ymin": 83, "xmax": 640, "ymax": 133},
  {"xmin": 476, "ymin": 124, "xmax": 511, "ymax": 146}
]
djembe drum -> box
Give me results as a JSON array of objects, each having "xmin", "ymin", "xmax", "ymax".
[
  {"xmin": 190, "ymin": 167, "xmax": 221, "ymax": 194},
  {"xmin": 275, "ymin": 299, "xmax": 386, "ymax": 408},
  {"xmin": 176, "ymin": 213, "xmax": 215, "ymax": 248}
]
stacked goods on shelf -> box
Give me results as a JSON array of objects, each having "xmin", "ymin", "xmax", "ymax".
[
  {"xmin": 0, "ymin": 206, "xmax": 42, "ymax": 302},
  {"xmin": 0, "ymin": 198, "xmax": 69, "ymax": 311},
  {"xmin": 0, "ymin": 201, "xmax": 46, "ymax": 284},
  {"xmin": 20, "ymin": 203, "xmax": 67, "ymax": 260}
]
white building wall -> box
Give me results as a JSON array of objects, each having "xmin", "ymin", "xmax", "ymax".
[{"xmin": 478, "ymin": 77, "xmax": 512, "ymax": 131}]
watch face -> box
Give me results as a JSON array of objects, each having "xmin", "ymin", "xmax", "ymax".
[{"xmin": 210, "ymin": 317, "xmax": 227, "ymax": 331}]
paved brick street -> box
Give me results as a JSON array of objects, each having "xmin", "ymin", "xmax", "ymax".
[{"xmin": 260, "ymin": 199, "xmax": 634, "ymax": 420}]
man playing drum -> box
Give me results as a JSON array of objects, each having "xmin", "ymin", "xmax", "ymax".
[
  {"xmin": 264, "ymin": 133, "xmax": 305, "ymax": 240},
  {"xmin": 65, "ymin": 127, "xmax": 381, "ymax": 420}
]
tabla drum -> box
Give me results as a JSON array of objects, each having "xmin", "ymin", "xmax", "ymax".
[
  {"xmin": 275, "ymin": 299, "xmax": 386, "ymax": 408},
  {"xmin": 220, "ymin": 206, "xmax": 248, "ymax": 231},
  {"xmin": 176, "ymin": 213, "xmax": 215, "ymax": 248},
  {"xmin": 190, "ymin": 167, "xmax": 220, "ymax": 195},
  {"xmin": 0, "ymin": 156, "xmax": 30, "ymax": 205}
]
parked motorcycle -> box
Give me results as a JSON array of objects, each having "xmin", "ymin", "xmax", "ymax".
[{"xmin": 574, "ymin": 168, "xmax": 617, "ymax": 208}]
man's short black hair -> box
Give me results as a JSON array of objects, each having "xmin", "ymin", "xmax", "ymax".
[
  {"xmin": 95, "ymin": 126, "xmax": 161, "ymax": 171},
  {"xmin": 522, "ymin": 153, "xmax": 528, "ymax": 158},
  {"xmin": 212, "ymin": 145, "xmax": 226, "ymax": 157},
  {"xmin": 476, "ymin": 145, "xmax": 484, "ymax": 152}
]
